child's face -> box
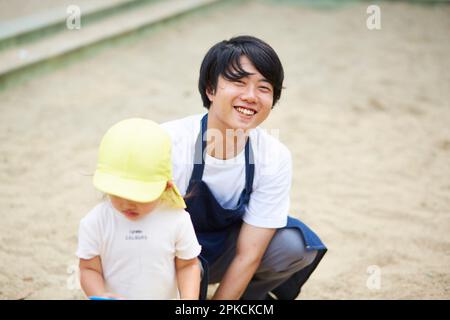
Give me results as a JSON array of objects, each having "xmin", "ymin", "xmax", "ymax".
[{"xmin": 109, "ymin": 195, "xmax": 160, "ymax": 221}]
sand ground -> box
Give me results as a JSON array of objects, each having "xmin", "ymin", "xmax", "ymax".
[{"xmin": 0, "ymin": 0, "xmax": 449, "ymax": 299}]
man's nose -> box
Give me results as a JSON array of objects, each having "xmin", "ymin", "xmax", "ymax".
[{"xmin": 241, "ymin": 85, "xmax": 257, "ymax": 103}]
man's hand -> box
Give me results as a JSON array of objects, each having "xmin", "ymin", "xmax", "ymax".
[{"xmin": 212, "ymin": 223, "xmax": 276, "ymax": 300}]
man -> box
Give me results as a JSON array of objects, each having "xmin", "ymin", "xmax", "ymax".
[{"xmin": 162, "ymin": 35, "xmax": 326, "ymax": 300}]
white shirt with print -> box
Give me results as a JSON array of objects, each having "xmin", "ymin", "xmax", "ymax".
[{"xmin": 76, "ymin": 200, "xmax": 201, "ymax": 300}]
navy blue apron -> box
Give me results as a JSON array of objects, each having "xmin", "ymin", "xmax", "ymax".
[{"xmin": 184, "ymin": 114, "xmax": 327, "ymax": 300}]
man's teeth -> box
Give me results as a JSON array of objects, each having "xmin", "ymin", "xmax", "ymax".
[{"xmin": 235, "ymin": 107, "xmax": 256, "ymax": 116}]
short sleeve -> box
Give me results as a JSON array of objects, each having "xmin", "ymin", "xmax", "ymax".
[
  {"xmin": 76, "ymin": 213, "xmax": 102, "ymax": 260},
  {"xmin": 243, "ymin": 144, "xmax": 292, "ymax": 228},
  {"xmin": 175, "ymin": 212, "xmax": 202, "ymax": 260}
]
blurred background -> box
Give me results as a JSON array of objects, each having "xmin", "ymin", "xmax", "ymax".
[{"xmin": 0, "ymin": 0, "xmax": 449, "ymax": 299}]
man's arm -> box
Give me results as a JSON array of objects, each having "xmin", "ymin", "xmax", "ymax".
[{"xmin": 212, "ymin": 223, "xmax": 276, "ymax": 300}]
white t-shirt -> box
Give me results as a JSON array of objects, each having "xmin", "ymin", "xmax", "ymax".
[
  {"xmin": 161, "ymin": 113, "xmax": 292, "ymax": 228},
  {"xmin": 76, "ymin": 200, "xmax": 201, "ymax": 300}
]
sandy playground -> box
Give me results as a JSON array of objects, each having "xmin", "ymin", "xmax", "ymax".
[{"xmin": 0, "ymin": 0, "xmax": 449, "ymax": 299}]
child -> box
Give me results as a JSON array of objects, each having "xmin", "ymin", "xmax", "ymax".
[{"xmin": 76, "ymin": 118, "xmax": 201, "ymax": 300}]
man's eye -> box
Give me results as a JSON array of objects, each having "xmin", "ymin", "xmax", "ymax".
[
  {"xmin": 234, "ymin": 80, "xmax": 245, "ymax": 85},
  {"xmin": 259, "ymin": 86, "xmax": 272, "ymax": 92}
]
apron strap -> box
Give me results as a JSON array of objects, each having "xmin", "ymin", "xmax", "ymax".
[
  {"xmin": 244, "ymin": 140, "xmax": 254, "ymax": 196},
  {"xmin": 191, "ymin": 122, "xmax": 206, "ymax": 181},
  {"xmin": 190, "ymin": 115, "xmax": 207, "ymax": 181}
]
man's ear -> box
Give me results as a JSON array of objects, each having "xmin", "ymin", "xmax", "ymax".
[{"xmin": 206, "ymin": 86, "xmax": 215, "ymax": 102}]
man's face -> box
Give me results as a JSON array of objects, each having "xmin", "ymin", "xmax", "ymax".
[{"xmin": 207, "ymin": 55, "xmax": 274, "ymax": 132}]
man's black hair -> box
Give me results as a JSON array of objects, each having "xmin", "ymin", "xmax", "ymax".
[{"xmin": 198, "ymin": 35, "xmax": 284, "ymax": 109}]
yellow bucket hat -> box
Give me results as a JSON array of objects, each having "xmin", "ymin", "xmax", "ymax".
[{"xmin": 93, "ymin": 118, "xmax": 186, "ymax": 208}]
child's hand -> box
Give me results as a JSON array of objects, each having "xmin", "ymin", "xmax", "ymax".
[
  {"xmin": 103, "ymin": 292, "xmax": 125, "ymax": 300},
  {"xmin": 89, "ymin": 292, "xmax": 125, "ymax": 300}
]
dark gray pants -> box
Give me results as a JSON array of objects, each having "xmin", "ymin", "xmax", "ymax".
[{"xmin": 206, "ymin": 224, "xmax": 318, "ymax": 300}]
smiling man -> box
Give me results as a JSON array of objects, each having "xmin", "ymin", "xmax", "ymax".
[{"xmin": 162, "ymin": 35, "xmax": 326, "ymax": 300}]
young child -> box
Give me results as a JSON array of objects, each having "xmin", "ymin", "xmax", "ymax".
[{"xmin": 76, "ymin": 118, "xmax": 201, "ymax": 300}]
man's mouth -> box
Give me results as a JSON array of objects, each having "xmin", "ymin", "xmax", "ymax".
[{"xmin": 234, "ymin": 106, "xmax": 257, "ymax": 116}]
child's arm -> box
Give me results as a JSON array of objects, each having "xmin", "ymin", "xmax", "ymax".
[
  {"xmin": 79, "ymin": 256, "xmax": 122, "ymax": 299},
  {"xmin": 175, "ymin": 257, "xmax": 201, "ymax": 300}
]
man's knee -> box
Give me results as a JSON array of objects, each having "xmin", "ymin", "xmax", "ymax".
[{"xmin": 261, "ymin": 228, "xmax": 317, "ymax": 273}]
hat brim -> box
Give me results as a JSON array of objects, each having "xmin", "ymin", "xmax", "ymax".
[{"xmin": 93, "ymin": 171, "xmax": 166, "ymax": 203}]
